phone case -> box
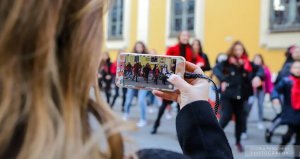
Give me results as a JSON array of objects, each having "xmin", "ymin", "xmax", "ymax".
[{"xmin": 115, "ymin": 53, "xmax": 185, "ymax": 92}]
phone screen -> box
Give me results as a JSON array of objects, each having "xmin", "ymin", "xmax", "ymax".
[{"xmin": 116, "ymin": 53, "xmax": 185, "ymax": 91}]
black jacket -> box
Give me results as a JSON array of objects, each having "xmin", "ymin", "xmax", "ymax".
[
  {"xmin": 275, "ymin": 61, "xmax": 293, "ymax": 84},
  {"xmin": 271, "ymin": 76, "xmax": 300, "ymax": 126},
  {"xmin": 138, "ymin": 101, "xmax": 233, "ymax": 159},
  {"xmin": 201, "ymin": 53, "xmax": 211, "ymax": 72},
  {"xmin": 213, "ymin": 61, "xmax": 265, "ymax": 100}
]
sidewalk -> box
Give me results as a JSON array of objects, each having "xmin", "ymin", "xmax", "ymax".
[
  {"xmin": 109, "ymin": 93, "xmax": 292, "ymax": 159},
  {"xmin": 89, "ymin": 84, "xmax": 294, "ymax": 158}
]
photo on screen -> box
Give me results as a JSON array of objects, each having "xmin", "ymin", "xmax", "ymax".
[{"xmin": 123, "ymin": 54, "xmax": 177, "ymax": 90}]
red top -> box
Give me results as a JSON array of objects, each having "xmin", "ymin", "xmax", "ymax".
[
  {"xmin": 192, "ymin": 55, "xmax": 205, "ymax": 66},
  {"xmin": 290, "ymin": 75, "xmax": 300, "ymax": 110},
  {"xmin": 110, "ymin": 61, "xmax": 117, "ymax": 75},
  {"xmin": 228, "ymin": 54, "xmax": 252, "ymax": 72},
  {"xmin": 166, "ymin": 43, "xmax": 194, "ymax": 62}
]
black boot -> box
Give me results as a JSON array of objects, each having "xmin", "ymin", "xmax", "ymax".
[
  {"xmin": 294, "ymin": 145, "xmax": 300, "ymax": 159},
  {"xmin": 236, "ymin": 143, "xmax": 244, "ymax": 153},
  {"xmin": 265, "ymin": 129, "xmax": 273, "ymax": 143},
  {"xmin": 151, "ymin": 127, "xmax": 157, "ymax": 134}
]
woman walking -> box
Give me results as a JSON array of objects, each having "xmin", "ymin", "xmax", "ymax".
[
  {"xmin": 213, "ymin": 41, "xmax": 264, "ymax": 152},
  {"xmin": 252, "ymin": 54, "xmax": 273, "ymax": 129},
  {"xmin": 152, "ymin": 31, "xmax": 193, "ymax": 134},
  {"xmin": 123, "ymin": 41, "xmax": 149, "ymax": 127}
]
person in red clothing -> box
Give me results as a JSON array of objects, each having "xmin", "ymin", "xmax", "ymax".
[
  {"xmin": 191, "ymin": 39, "xmax": 211, "ymax": 72},
  {"xmin": 153, "ymin": 64, "xmax": 160, "ymax": 85},
  {"xmin": 166, "ymin": 31, "xmax": 194, "ymax": 62},
  {"xmin": 132, "ymin": 62, "xmax": 141, "ymax": 82},
  {"xmin": 151, "ymin": 30, "xmax": 192, "ymax": 134}
]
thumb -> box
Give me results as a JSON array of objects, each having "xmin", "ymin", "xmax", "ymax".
[{"xmin": 167, "ymin": 74, "xmax": 190, "ymax": 90}]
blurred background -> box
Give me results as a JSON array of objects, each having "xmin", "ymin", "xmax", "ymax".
[
  {"xmin": 99, "ymin": 0, "xmax": 300, "ymax": 158},
  {"xmin": 103, "ymin": 0, "xmax": 299, "ymax": 72}
]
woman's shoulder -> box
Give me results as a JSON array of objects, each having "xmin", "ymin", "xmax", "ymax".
[
  {"xmin": 168, "ymin": 44, "xmax": 179, "ymax": 49},
  {"xmin": 282, "ymin": 76, "xmax": 293, "ymax": 85}
]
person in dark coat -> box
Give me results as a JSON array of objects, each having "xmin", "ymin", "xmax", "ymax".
[
  {"xmin": 143, "ymin": 63, "xmax": 151, "ymax": 83},
  {"xmin": 132, "ymin": 61, "xmax": 140, "ymax": 82},
  {"xmin": 213, "ymin": 41, "xmax": 264, "ymax": 152},
  {"xmin": 276, "ymin": 46, "xmax": 300, "ymax": 84},
  {"xmin": 125, "ymin": 62, "xmax": 133, "ymax": 77},
  {"xmin": 271, "ymin": 61, "xmax": 300, "ymax": 158},
  {"xmin": 153, "ymin": 64, "xmax": 160, "ymax": 85},
  {"xmin": 101, "ymin": 52, "xmax": 114, "ymax": 103},
  {"xmin": 266, "ymin": 45, "xmax": 300, "ymax": 143},
  {"xmin": 191, "ymin": 39, "xmax": 211, "ymax": 72}
]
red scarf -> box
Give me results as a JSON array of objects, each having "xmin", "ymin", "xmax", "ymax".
[
  {"xmin": 290, "ymin": 75, "xmax": 300, "ymax": 110},
  {"xmin": 192, "ymin": 55, "xmax": 205, "ymax": 66},
  {"xmin": 228, "ymin": 54, "xmax": 252, "ymax": 72}
]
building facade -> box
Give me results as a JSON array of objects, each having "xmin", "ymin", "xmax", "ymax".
[{"xmin": 103, "ymin": 0, "xmax": 300, "ymax": 72}]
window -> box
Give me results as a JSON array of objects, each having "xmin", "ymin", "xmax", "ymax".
[
  {"xmin": 108, "ymin": 0, "xmax": 123, "ymax": 39},
  {"xmin": 170, "ymin": 0, "xmax": 195, "ymax": 36},
  {"xmin": 270, "ymin": 0, "xmax": 300, "ymax": 32}
]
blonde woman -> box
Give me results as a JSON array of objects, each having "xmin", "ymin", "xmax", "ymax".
[{"xmin": 0, "ymin": 0, "xmax": 233, "ymax": 158}]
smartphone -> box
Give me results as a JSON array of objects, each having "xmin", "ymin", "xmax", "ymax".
[{"xmin": 115, "ymin": 53, "xmax": 186, "ymax": 92}]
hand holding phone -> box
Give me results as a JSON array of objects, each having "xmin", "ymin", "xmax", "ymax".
[{"xmin": 152, "ymin": 62, "xmax": 209, "ymax": 109}]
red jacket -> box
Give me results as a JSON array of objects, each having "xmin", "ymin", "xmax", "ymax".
[
  {"xmin": 192, "ymin": 55, "xmax": 205, "ymax": 66},
  {"xmin": 166, "ymin": 43, "xmax": 194, "ymax": 62},
  {"xmin": 110, "ymin": 61, "xmax": 117, "ymax": 75}
]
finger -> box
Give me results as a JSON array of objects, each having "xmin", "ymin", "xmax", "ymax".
[
  {"xmin": 185, "ymin": 62, "xmax": 204, "ymax": 74},
  {"xmin": 167, "ymin": 74, "xmax": 190, "ymax": 90},
  {"xmin": 152, "ymin": 90, "xmax": 178, "ymax": 102}
]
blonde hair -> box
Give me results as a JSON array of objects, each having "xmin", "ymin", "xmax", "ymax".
[{"xmin": 0, "ymin": 0, "xmax": 126, "ymax": 158}]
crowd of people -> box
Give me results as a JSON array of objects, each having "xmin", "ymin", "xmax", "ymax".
[
  {"xmin": 99, "ymin": 30, "xmax": 300, "ymax": 157},
  {"xmin": 1, "ymin": 0, "xmax": 299, "ymax": 158},
  {"xmin": 124, "ymin": 61, "xmax": 171, "ymax": 85}
]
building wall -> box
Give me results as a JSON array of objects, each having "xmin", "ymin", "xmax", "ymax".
[
  {"xmin": 148, "ymin": 0, "xmax": 167, "ymax": 54},
  {"xmin": 104, "ymin": 0, "xmax": 300, "ymax": 72},
  {"xmin": 204, "ymin": 0, "xmax": 285, "ymax": 72}
]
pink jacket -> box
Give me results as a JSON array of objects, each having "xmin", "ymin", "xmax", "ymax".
[{"xmin": 263, "ymin": 66, "xmax": 274, "ymax": 94}]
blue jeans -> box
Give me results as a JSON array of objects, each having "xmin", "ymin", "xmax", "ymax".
[
  {"xmin": 147, "ymin": 91, "xmax": 160, "ymax": 106},
  {"xmin": 124, "ymin": 89, "xmax": 148, "ymax": 120},
  {"xmin": 255, "ymin": 89, "xmax": 265, "ymax": 121}
]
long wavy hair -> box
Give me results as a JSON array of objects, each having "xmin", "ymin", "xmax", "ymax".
[
  {"xmin": 192, "ymin": 39, "xmax": 204, "ymax": 56},
  {"xmin": 227, "ymin": 41, "xmax": 249, "ymax": 58},
  {"xmin": 0, "ymin": 0, "xmax": 127, "ymax": 158},
  {"xmin": 132, "ymin": 41, "xmax": 148, "ymax": 54}
]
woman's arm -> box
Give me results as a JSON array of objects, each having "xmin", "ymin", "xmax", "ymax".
[
  {"xmin": 153, "ymin": 62, "xmax": 233, "ymax": 159},
  {"xmin": 176, "ymin": 101, "xmax": 233, "ymax": 159},
  {"xmin": 212, "ymin": 62, "xmax": 226, "ymax": 82},
  {"xmin": 254, "ymin": 64, "xmax": 265, "ymax": 80},
  {"xmin": 271, "ymin": 79, "xmax": 285, "ymax": 100}
]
